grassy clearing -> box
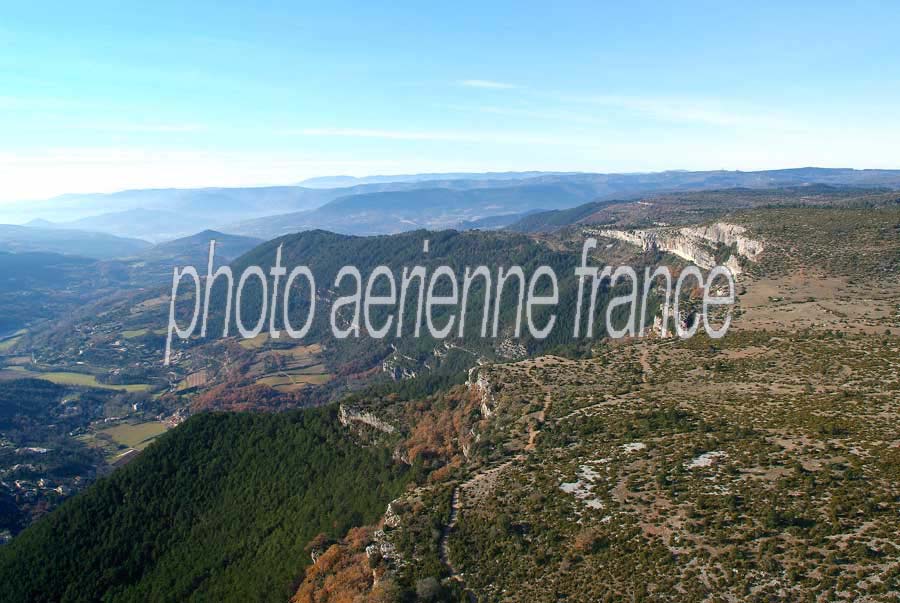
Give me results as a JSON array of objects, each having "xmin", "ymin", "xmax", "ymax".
[
  {"xmin": 99, "ymin": 421, "xmax": 168, "ymax": 450},
  {"xmin": 257, "ymin": 372, "xmax": 331, "ymax": 391},
  {"xmin": 77, "ymin": 423, "xmax": 164, "ymax": 461},
  {"xmin": 177, "ymin": 370, "xmax": 209, "ymax": 391},
  {"xmin": 130, "ymin": 294, "xmax": 169, "ymax": 314},
  {"xmin": 0, "ymin": 336, "xmax": 22, "ymax": 353},
  {"xmin": 249, "ymin": 342, "xmax": 330, "ymax": 391},
  {"xmin": 239, "ymin": 332, "xmax": 270, "ymax": 349},
  {"xmin": 42, "ymin": 372, "xmax": 152, "ymax": 391},
  {"xmin": 121, "ymin": 328, "xmax": 149, "ymax": 338},
  {"xmin": 0, "ymin": 367, "xmax": 151, "ymax": 392}
]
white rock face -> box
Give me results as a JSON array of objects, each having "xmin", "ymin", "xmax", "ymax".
[
  {"xmin": 685, "ymin": 450, "xmax": 728, "ymax": 469},
  {"xmin": 381, "ymin": 346, "xmax": 418, "ymax": 380},
  {"xmin": 383, "ymin": 502, "xmax": 402, "ymax": 528},
  {"xmin": 682, "ymin": 223, "xmax": 764, "ymax": 261},
  {"xmin": 365, "ymin": 537, "xmax": 397, "ymax": 561},
  {"xmin": 338, "ymin": 404, "xmax": 396, "ymax": 434},
  {"xmin": 559, "ymin": 464, "xmax": 606, "ymax": 511},
  {"xmin": 467, "ymin": 367, "xmax": 495, "ymax": 418},
  {"xmin": 594, "ymin": 222, "xmax": 764, "ymax": 275}
]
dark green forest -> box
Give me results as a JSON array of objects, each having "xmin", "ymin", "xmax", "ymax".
[
  {"xmin": 174, "ymin": 228, "xmax": 645, "ymax": 377},
  {"xmin": 0, "ymin": 406, "xmax": 410, "ymax": 602}
]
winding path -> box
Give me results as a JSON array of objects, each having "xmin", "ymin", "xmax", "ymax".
[
  {"xmin": 439, "ymin": 486, "xmax": 477, "ymax": 601},
  {"xmin": 438, "ymin": 458, "xmax": 522, "ymax": 601},
  {"xmin": 437, "ymin": 362, "xmax": 555, "ymax": 601},
  {"xmin": 438, "ymin": 488, "xmax": 461, "ymax": 577}
]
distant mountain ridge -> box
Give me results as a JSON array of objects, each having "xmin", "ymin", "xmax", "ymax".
[
  {"xmin": 6, "ymin": 168, "xmax": 900, "ymax": 241},
  {"xmin": 229, "ymin": 168, "xmax": 900, "ymax": 238},
  {"xmin": 0, "ymin": 224, "xmax": 150, "ymax": 259},
  {"xmin": 51, "ymin": 208, "xmax": 197, "ymax": 243},
  {"xmin": 298, "ymin": 171, "xmax": 569, "ymax": 188},
  {"xmin": 5, "ymin": 174, "xmax": 574, "ymax": 227}
]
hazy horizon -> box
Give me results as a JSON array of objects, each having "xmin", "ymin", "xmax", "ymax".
[
  {"xmin": 4, "ymin": 165, "xmax": 900, "ymax": 206},
  {"xmin": 4, "ymin": 2, "xmax": 900, "ymax": 201}
]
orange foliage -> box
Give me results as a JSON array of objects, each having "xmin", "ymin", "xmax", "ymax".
[
  {"xmin": 191, "ymin": 381, "xmax": 287, "ymax": 412},
  {"xmin": 427, "ymin": 462, "xmax": 458, "ymax": 484},
  {"xmin": 292, "ymin": 527, "xmax": 379, "ymax": 603},
  {"xmin": 400, "ymin": 387, "xmax": 480, "ymax": 467}
]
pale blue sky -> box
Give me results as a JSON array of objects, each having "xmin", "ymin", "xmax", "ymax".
[{"xmin": 2, "ymin": 1, "xmax": 900, "ymax": 200}]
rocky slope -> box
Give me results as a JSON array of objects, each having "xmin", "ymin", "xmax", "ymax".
[{"xmin": 591, "ymin": 221, "xmax": 764, "ymax": 275}]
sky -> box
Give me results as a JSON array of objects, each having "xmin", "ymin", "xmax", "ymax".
[{"xmin": 2, "ymin": 0, "xmax": 900, "ymax": 201}]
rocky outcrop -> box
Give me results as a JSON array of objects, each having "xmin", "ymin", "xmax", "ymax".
[
  {"xmin": 496, "ymin": 338, "xmax": 527, "ymax": 360},
  {"xmin": 383, "ymin": 502, "xmax": 402, "ymax": 529},
  {"xmin": 593, "ymin": 222, "xmax": 764, "ymax": 275},
  {"xmin": 467, "ymin": 367, "xmax": 496, "ymax": 418},
  {"xmin": 381, "ymin": 346, "xmax": 418, "ymax": 380},
  {"xmin": 682, "ymin": 223, "xmax": 764, "ymax": 261},
  {"xmin": 338, "ymin": 404, "xmax": 396, "ymax": 434},
  {"xmin": 366, "ymin": 500, "xmax": 407, "ymax": 571},
  {"xmin": 364, "ymin": 532, "xmax": 398, "ymax": 564}
]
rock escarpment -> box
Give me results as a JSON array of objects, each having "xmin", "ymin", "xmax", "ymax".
[
  {"xmin": 338, "ymin": 404, "xmax": 396, "ymax": 434},
  {"xmin": 593, "ymin": 222, "xmax": 764, "ymax": 275}
]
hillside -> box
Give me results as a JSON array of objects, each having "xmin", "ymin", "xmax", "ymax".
[
  {"xmin": 508, "ymin": 199, "xmax": 622, "ymax": 232},
  {"xmin": 285, "ymin": 203, "xmax": 900, "ymax": 602},
  {"xmin": 0, "ymin": 406, "xmax": 409, "ymax": 602},
  {"xmin": 0, "ymin": 224, "xmax": 150, "ymax": 259},
  {"xmin": 0, "ymin": 197, "xmax": 897, "ymax": 601},
  {"xmin": 455, "ymin": 209, "xmax": 544, "ymax": 230},
  {"xmin": 0, "ymin": 379, "xmax": 111, "ymax": 535},
  {"xmin": 0, "ymin": 229, "xmax": 262, "ymax": 339},
  {"xmin": 131, "ymin": 229, "xmax": 262, "ymax": 272},
  {"xmin": 0, "ymin": 250, "xmax": 132, "ymax": 335},
  {"xmin": 509, "ymin": 185, "xmax": 900, "ymax": 233},
  {"xmin": 178, "ymin": 227, "xmax": 655, "ymax": 401}
]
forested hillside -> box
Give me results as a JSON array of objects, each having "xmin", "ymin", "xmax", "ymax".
[
  {"xmin": 0, "ymin": 407, "xmax": 410, "ymax": 602},
  {"xmin": 196, "ymin": 228, "xmax": 645, "ymax": 372}
]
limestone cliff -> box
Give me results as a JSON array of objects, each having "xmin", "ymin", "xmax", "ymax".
[
  {"xmin": 592, "ymin": 221, "xmax": 763, "ymax": 275},
  {"xmin": 338, "ymin": 404, "xmax": 397, "ymax": 434}
]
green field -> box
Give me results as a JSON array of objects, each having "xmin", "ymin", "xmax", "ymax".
[
  {"xmin": 41, "ymin": 372, "xmax": 150, "ymax": 392},
  {"xmin": 99, "ymin": 421, "xmax": 168, "ymax": 450},
  {"xmin": 257, "ymin": 372, "xmax": 331, "ymax": 392},
  {"xmin": 0, "ymin": 335, "xmax": 23, "ymax": 353},
  {"xmin": 121, "ymin": 328, "xmax": 149, "ymax": 338},
  {"xmin": 0, "ymin": 367, "xmax": 151, "ymax": 392},
  {"xmin": 238, "ymin": 332, "xmax": 270, "ymax": 349}
]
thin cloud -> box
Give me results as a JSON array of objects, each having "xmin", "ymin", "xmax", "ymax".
[
  {"xmin": 458, "ymin": 79, "xmax": 517, "ymax": 90},
  {"xmin": 451, "ymin": 85, "xmax": 805, "ymax": 132},
  {"xmin": 563, "ymin": 94, "xmax": 807, "ymax": 132},
  {"xmin": 441, "ymin": 103, "xmax": 609, "ymax": 126},
  {"xmin": 298, "ymin": 127, "xmax": 599, "ymax": 147},
  {"xmin": 59, "ymin": 122, "xmax": 206, "ymax": 133},
  {"xmin": 300, "ymin": 128, "xmax": 477, "ymax": 142}
]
